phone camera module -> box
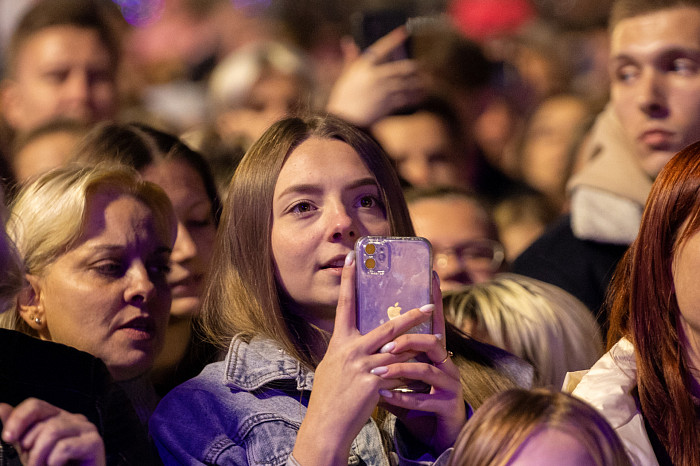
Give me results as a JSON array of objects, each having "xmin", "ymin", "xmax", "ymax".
[{"xmin": 365, "ymin": 258, "xmax": 376, "ymax": 269}]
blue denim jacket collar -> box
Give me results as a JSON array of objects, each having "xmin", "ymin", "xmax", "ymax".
[{"xmin": 223, "ymin": 334, "xmax": 315, "ymax": 392}]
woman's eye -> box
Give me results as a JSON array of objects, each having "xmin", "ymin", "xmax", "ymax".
[
  {"xmin": 187, "ymin": 217, "xmax": 213, "ymax": 228},
  {"xmin": 360, "ymin": 197, "xmax": 375, "ymax": 208},
  {"xmin": 290, "ymin": 201, "xmax": 314, "ymax": 214},
  {"xmin": 358, "ymin": 195, "xmax": 383, "ymax": 209},
  {"xmin": 93, "ymin": 261, "xmax": 124, "ymax": 277}
]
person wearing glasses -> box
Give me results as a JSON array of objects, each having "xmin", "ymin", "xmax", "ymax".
[{"xmin": 406, "ymin": 186, "xmax": 506, "ymax": 288}]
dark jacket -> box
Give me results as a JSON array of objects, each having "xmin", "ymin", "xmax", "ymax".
[
  {"xmin": 512, "ymin": 214, "xmax": 627, "ymax": 331},
  {"xmin": 0, "ymin": 328, "xmax": 160, "ymax": 465}
]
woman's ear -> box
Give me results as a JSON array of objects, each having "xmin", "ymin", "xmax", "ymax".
[{"xmin": 18, "ymin": 274, "xmax": 47, "ymax": 335}]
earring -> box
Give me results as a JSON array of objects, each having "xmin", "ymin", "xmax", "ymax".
[{"xmin": 34, "ymin": 316, "xmax": 41, "ymax": 325}]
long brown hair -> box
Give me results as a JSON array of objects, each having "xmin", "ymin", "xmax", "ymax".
[
  {"xmin": 199, "ymin": 115, "xmax": 413, "ymax": 369},
  {"xmin": 607, "ymin": 141, "xmax": 700, "ymax": 466}
]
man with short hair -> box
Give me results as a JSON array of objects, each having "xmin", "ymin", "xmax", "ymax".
[
  {"xmin": 406, "ymin": 186, "xmax": 506, "ymax": 289},
  {"xmin": 513, "ymin": 0, "xmax": 700, "ymax": 328},
  {"xmin": 0, "ymin": 0, "xmax": 121, "ymax": 134}
]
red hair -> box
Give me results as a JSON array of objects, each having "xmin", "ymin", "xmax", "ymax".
[{"xmin": 607, "ymin": 141, "xmax": 700, "ymax": 466}]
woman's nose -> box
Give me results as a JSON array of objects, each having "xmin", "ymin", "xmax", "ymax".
[
  {"xmin": 125, "ymin": 263, "xmax": 156, "ymax": 306},
  {"xmin": 171, "ymin": 222, "xmax": 197, "ymax": 263},
  {"xmin": 328, "ymin": 205, "xmax": 357, "ymax": 242}
]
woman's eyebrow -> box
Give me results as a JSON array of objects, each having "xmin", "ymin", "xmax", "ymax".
[{"xmin": 276, "ymin": 177, "xmax": 379, "ymax": 199}]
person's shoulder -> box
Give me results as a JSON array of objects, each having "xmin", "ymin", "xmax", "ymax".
[{"xmin": 0, "ymin": 329, "xmax": 112, "ymax": 397}]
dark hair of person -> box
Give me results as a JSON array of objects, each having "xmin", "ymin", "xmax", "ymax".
[{"xmin": 71, "ymin": 121, "xmax": 221, "ymax": 226}]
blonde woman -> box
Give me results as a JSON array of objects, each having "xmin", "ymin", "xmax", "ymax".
[
  {"xmin": 0, "ymin": 165, "xmax": 173, "ymax": 463},
  {"xmin": 1, "ymin": 164, "xmax": 177, "ymax": 429},
  {"xmin": 443, "ymin": 273, "xmax": 603, "ymax": 388}
]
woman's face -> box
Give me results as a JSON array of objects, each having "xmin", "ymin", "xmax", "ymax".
[
  {"xmin": 24, "ymin": 190, "xmax": 173, "ymax": 381},
  {"xmin": 270, "ymin": 137, "xmax": 390, "ymax": 328},
  {"xmin": 142, "ymin": 160, "xmax": 216, "ymax": 318},
  {"xmin": 672, "ymin": 227, "xmax": 700, "ymax": 362}
]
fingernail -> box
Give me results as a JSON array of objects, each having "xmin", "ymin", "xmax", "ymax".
[
  {"xmin": 379, "ymin": 389, "xmax": 393, "ymax": 399},
  {"xmin": 370, "ymin": 366, "xmax": 388, "ymax": 375},
  {"xmin": 345, "ymin": 251, "xmax": 355, "ymax": 266},
  {"xmin": 434, "ymin": 333, "xmax": 443, "ymax": 341},
  {"xmin": 419, "ymin": 304, "xmax": 434, "ymax": 313},
  {"xmin": 379, "ymin": 341, "xmax": 396, "ymax": 353},
  {"xmin": 433, "ymin": 270, "xmax": 440, "ymax": 286}
]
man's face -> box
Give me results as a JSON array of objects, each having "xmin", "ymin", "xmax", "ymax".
[
  {"xmin": 610, "ymin": 7, "xmax": 700, "ymax": 178},
  {"xmin": 2, "ymin": 25, "xmax": 117, "ymax": 132}
]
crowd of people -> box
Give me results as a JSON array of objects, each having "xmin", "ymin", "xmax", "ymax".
[{"xmin": 0, "ymin": 0, "xmax": 699, "ymax": 465}]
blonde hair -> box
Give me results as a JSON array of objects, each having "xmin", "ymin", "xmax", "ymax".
[
  {"xmin": 200, "ymin": 115, "xmax": 414, "ymax": 368},
  {"xmin": 0, "ymin": 164, "xmax": 176, "ymax": 335},
  {"xmin": 449, "ymin": 389, "xmax": 631, "ymax": 466},
  {"xmin": 0, "ymin": 187, "xmax": 23, "ymax": 315},
  {"xmin": 208, "ymin": 41, "xmax": 313, "ymax": 114},
  {"xmin": 443, "ymin": 273, "xmax": 603, "ymax": 388}
]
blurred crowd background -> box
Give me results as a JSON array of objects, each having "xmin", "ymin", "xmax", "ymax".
[{"xmin": 0, "ymin": 0, "xmax": 614, "ymax": 266}]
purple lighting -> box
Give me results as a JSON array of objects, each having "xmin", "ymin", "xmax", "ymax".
[{"xmin": 112, "ymin": 0, "xmax": 165, "ymax": 27}]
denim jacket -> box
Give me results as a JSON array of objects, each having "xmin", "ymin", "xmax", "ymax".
[{"xmin": 150, "ymin": 335, "xmax": 452, "ymax": 465}]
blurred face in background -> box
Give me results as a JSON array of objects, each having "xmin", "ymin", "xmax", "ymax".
[
  {"xmin": 409, "ymin": 195, "xmax": 504, "ymax": 289},
  {"xmin": 2, "ymin": 26, "xmax": 117, "ymax": 132},
  {"xmin": 142, "ymin": 159, "xmax": 216, "ymax": 318},
  {"xmin": 373, "ymin": 111, "xmax": 472, "ymax": 189}
]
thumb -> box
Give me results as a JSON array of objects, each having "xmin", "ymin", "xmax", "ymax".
[{"xmin": 333, "ymin": 251, "xmax": 358, "ymax": 336}]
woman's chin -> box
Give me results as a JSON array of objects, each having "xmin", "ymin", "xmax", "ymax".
[{"xmin": 169, "ymin": 297, "xmax": 201, "ymax": 319}]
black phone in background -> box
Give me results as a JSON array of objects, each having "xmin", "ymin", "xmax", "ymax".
[{"xmin": 351, "ymin": 8, "xmax": 411, "ymax": 60}]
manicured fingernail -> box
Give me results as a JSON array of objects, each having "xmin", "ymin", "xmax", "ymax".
[
  {"xmin": 370, "ymin": 366, "xmax": 388, "ymax": 375},
  {"xmin": 419, "ymin": 304, "xmax": 434, "ymax": 313},
  {"xmin": 345, "ymin": 251, "xmax": 355, "ymax": 266},
  {"xmin": 379, "ymin": 389, "xmax": 393, "ymax": 399},
  {"xmin": 379, "ymin": 341, "xmax": 396, "ymax": 353},
  {"xmin": 433, "ymin": 270, "xmax": 440, "ymax": 286},
  {"xmin": 434, "ymin": 333, "xmax": 444, "ymax": 341}
]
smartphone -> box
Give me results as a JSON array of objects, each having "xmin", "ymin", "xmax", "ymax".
[
  {"xmin": 355, "ymin": 235, "xmax": 433, "ymax": 334},
  {"xmin": 350, "ymin": 8, "xmax": 411, "ymax": 60},
  {"xmin": 355, "ymin": 236, "xmax": 433, "ymax": 392}
]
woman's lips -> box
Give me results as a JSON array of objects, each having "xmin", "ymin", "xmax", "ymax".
[
  {"xmin": 118, "ymin": 316, "xmax": 156, "ymax": 340},
  {"xmin": 320, "ymin": 256, "xmax": 347, "ymax": 275}
]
